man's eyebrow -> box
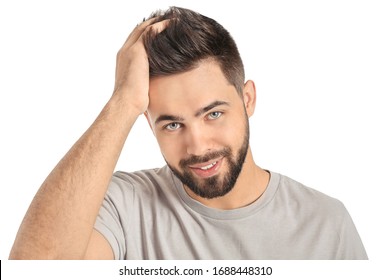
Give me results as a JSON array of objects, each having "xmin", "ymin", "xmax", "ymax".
[
  {"xmin": 155, "ymin": 114, "xmax": 185, "ymax": 126},
  {"xmin": 194, "ymin": 100, "xmax": 230, "ymax": 117},
  {"xmin": 154, "ymin": 100, "xmax": 229, "ymax": 126}
]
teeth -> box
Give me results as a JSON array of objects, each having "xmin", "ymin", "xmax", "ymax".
[{"xmin": 200, "ymin": 162, "xmax": 217, "ymax": 170}]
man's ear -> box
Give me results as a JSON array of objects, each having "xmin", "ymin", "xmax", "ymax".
[
  {"xmin": 242, "ymin": 80, "xmax": 256, "ymax": 117},
  {"xmin": 144, "ymin": 111, "xmax": 155, "ymax": 136}
]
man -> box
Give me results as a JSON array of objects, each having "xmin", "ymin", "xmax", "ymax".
[{"xmin": 9, "ymin": 7, "xmax": 367, "ymax": 259}]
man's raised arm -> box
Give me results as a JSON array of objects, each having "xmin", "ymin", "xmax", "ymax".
[{"xmin": 9, "ymin": 18, "xmax": 167, "ymax": 259}]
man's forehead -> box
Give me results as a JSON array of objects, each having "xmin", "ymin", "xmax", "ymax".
[
  {"xmin": 147, "ymin": 60, "xmax": 239, "ymax": 120},
  {"xmin": 149, "ymin": 60, "xmax": 232, "ymax": 94}
]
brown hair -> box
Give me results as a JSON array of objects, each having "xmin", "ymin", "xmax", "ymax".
[{"xmin": 143, "ymin": 7, "xmax": 245, "ymax": 94}]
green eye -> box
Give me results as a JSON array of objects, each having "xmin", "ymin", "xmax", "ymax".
[{"xmin": 208, "ymin": 111, "xmax": 222, "ymax": 120}]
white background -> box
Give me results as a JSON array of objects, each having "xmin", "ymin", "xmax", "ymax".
[{"xmin": 0, "ymin": 0, "xmax": 389, "ymax": 269}]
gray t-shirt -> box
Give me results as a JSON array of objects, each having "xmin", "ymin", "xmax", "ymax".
[{"xmin": 94, "ymin": 166, "xmax": 367, "ymax": 259}]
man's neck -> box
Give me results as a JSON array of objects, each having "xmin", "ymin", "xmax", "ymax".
[{"xmin": 184, "ymin": 147, "xmax": 270, "ymax": 210}]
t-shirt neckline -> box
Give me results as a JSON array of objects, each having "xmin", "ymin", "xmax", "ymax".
[{"xmin": 169, "ymin": 168, "xmax": 280, "ymax": 220}]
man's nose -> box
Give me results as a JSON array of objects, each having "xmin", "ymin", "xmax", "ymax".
[{"xmin": 185, "ymin": 125, "xmax": 212, "ymax": 156}]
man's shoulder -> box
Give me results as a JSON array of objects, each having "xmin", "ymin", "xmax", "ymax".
[
  {"xmin": 113, "ymin": 166, "xmax": 170, "ymax": 182},
  {"xmin": 108, "ymin": 165, "xmax": 174, "ymax": 195},
  {"xmin": 274, "ymin": 172, "xmax": 347, "ymax": 217}
]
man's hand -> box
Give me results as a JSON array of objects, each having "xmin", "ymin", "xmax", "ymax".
[{"xmin": 113, "ymin": 18, "xmax": 169, "ymax": 114}]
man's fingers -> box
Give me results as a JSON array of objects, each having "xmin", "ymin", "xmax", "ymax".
[
  {"xmin": 122, "ymin": 18, "xmax": 170, "ymax": 50},
  {"xmin": 121, "ymin": 17, "xmax": 156, "ymax": 48},
  {"xmin": 144, "ymin": 19, "xmax": 170, "ymax": 35}
]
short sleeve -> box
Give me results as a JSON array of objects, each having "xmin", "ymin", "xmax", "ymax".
[
  {"xmin": 336, "ymin": 204, "xmax": 368, "ymax": 259},
  {"xmin": 94, "ymin": 173, "xmax": 134, "ymax": 260}
]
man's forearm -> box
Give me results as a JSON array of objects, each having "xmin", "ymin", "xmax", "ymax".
[{"xmin": 9, "ymin": 94, "xmax": 139, "ymax": 259}]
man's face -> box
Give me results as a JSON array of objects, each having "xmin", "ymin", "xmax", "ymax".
[{"xmin": 147, "ymin": 60, "xmax": 253, "ymax": 199}]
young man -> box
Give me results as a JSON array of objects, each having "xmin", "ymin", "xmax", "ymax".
[{"xmin": 9, "ymin": 7, "xmax": 367, "ymax": 259}]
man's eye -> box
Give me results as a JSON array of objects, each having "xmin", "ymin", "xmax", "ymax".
[
  {"xmin": 165, "ymin": 122, "xmax": 182, "ymax": 131},
  {"xmin": 207, "ymin": 111, "xmax": 222, "ymax": 120}
]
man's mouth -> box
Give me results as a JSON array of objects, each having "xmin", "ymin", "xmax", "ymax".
[
  {"xmin": 188, "ymin": 157, "xmax": 223, "ymax": 178},
  {"xmin": 199, "ymin": 161, "xmax": 217, "ymax": 170}
]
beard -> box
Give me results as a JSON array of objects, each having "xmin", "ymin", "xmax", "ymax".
[{"xmin": 167, "ymin": 118, "xmax": 250, "ymax": 199}]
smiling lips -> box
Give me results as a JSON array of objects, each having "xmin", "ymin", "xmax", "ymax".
[{"xmin": 188, "ymin": 158, "xmax": 223, "ymax": 178}]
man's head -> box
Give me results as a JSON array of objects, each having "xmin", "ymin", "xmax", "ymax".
[
  {"xmin": 144, "ymin": 7, "xmax": 256, "ymax": 200},
  {"xmin": 143, "ymin": 6, "xmax": 245, "ymax": 94}
]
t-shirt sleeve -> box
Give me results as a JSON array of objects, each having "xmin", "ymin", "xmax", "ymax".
[
  {"xmin": 336, "ymin": 204, "xmax": 368, "ymax": 259},
  {"xmin": 94, "ymin": 174, "xmax": 134, "ymax": 260}
]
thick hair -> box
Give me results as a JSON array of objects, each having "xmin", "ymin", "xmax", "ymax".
[{"xmin": 143, "ymin": 7, "xmax": 245, "ymax": 94}]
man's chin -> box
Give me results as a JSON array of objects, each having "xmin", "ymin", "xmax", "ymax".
[
  {"xmin": 166, "ymin": 154, "xmax": 241, "ymax": 199},
  {"xmin": 184, "ymin": 175, "xmax": 235, "ymax": 199}
]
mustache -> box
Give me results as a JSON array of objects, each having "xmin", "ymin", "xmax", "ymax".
[{"xmin": 179, "ymin": 148, "xmax": 232, "ymax": 167}]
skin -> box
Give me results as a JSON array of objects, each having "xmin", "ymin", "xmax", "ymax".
[{"xmin": 9, "ymin": 18, "xmax": 269, "ymax": 260}]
